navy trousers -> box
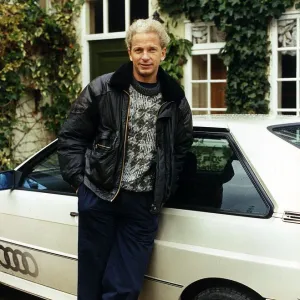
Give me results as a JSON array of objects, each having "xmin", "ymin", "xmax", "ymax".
[{"xmin": 77, "ymin": 184, "xmax": 159, "ymax": 300}]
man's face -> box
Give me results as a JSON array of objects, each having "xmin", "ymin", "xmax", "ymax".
[{"xmin": 128, "ymin": 32, "xmax": 166, "ymax": 83}]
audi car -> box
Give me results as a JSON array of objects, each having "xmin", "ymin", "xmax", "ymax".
[{"xmin": 1, "ymin": 115, "xmax": 300, "ymax": 300}]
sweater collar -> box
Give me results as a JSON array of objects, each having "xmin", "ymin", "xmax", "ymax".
[{"xmin": 109, "ymin": 61, "xmax": 184, "ymax": 104}]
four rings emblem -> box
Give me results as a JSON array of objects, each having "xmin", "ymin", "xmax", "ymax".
[{"xmin": 0, "ymin": 244, "xmax": 39, "ymax": 277}]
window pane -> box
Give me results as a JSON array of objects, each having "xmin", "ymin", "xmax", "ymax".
[
  {"xmin": 278, "ymin": 19, "xmax": 296, "ymax": 48},
  {"xmin": 109, "ymin": 0, "xmax": 125, "ymax": 32},
  {"xmin": 192, "ymin": 83, "xmax": 207, "ymax": 108},
  {"xmin": 210, "ymin": 26, "xmax": 226, "ymax": 43},
  {"xmin": 90, "ymin": 0, "xmax": 103, "ymax": 34},
  {"xmin": 278, "ymin": 52, "xmax": 296, "ymax": 78},
  {"xmin": 130, "ymin": 0, "xmax": 148, "ymax": 23},
  {"xmin": 222, "ymin": 160, "xmax": 268, "ymax": 215},
  {"xmin": 278, "ymin": 81, "xmax": 296, "ymax": 109},
  {"xmin": 192, "ymin": 55, "xmax": 207, "ymax": 80},
  {"xmin": 211, "ymin": 55, "xmax": 226, "ymax": 80},
  {"xmin": 211, "ymin": 83, "xmax": 226, "ymax": 108},
  {"xmin": 271, "ymin": 124, "xmax": 300, "ymax": 148},
  {"xmin": 192, "ymin": 25, "xmax": 208, "ymax": 44},
  {"xmin": 167, "ymin": 137, "xmax": 269, "ymax": 216},
  {"xmin": 191, "ymin": 138, "xmax": 233, "ymax": 172},
  {"xmin": 21, "ymin": 152, "xmax": 74, "ymax": 194}
]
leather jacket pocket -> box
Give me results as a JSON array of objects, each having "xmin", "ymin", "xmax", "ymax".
[
  {"xmin": 94, "ymin": 130, "xmax": 119, "ymax": 150},
  {"xmin": 85, "ymin": 131, "xmax": 120, "ymax": 190}
]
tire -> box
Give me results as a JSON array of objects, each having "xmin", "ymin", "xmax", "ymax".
[{"xmin": 195, "ymin": 287, "xmax": 255, "ymax": 300}]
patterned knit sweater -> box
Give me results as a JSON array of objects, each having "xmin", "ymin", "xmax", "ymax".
[{"xmin": 121, "ymin": 79, "xmax": 163, "ymax": 192}]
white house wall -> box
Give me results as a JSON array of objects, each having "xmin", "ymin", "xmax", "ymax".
[{"xmin": 12, "ymin": 96, "xmax": 55, "ymax": 163}]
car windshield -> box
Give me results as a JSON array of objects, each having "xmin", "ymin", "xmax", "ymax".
[{"xmin": 270, "ymin": 123, "xmax": 300, "ymax": 148}]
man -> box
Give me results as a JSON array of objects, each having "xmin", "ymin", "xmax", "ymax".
[{"xmin": 58, "ymin": 18, "xmax": 193, "ymax": 300}]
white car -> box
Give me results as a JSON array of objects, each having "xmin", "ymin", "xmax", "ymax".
[{"xmin": 0, "ymin": 115, "xmax": 300, "ymax": 300}]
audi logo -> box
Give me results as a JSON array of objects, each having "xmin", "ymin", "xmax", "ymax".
[{"xmin": 0, "ymin": 244, "xmax": 39, "ymax": 277}]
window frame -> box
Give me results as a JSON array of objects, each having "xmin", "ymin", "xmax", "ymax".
[
  {"xmin": 166, "ymin": 127, "xmax": 274, "ymax": 219},
  {"xmin": 270, "ymin": 12, "xmax": 300, "ymax": 116},
  {"xmin": 184, "ymin": 21, "xmax": 227, "ymax": 115},
  {"xmin": 16, "ymin": 140, "xmax": 76, "ymax": 197}
]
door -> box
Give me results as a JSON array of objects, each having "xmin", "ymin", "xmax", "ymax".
[
  {"xmin": 139, "ymin": 130, "xmax": 274, "ymax": 300},
  {"xmin": 0, "ymin": 141, "xmax": 78, "ymax": 296},
  {"xmin": 87, "ymin": 0, "xmax": 149, "ymax": 81},
  {"xmin": 89, "ymin": 39, "xmax": 128, "ymax": 81}
]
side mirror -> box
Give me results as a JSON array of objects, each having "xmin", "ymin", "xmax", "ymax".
[{"xmin": 0, "ymin": 170, "xmax": 22, "ymax": 191}]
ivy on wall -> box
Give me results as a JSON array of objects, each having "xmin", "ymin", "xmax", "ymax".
[
  {"xmin": 152, "ymin": 11, "xmax": 193, "ymax": 84},
  {"xmin": 0, "ymin": 0, "xmax": 84, "ymax": 170},
  {"xmin": 158, "ymin": 0, "xmax": 299, "ymax": 113},
  {"xmin": 161, "ymin": 32, "xmax": 193, "ymax": 83}
]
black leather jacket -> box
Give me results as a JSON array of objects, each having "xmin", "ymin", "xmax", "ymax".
[{"xmin": 57, "ymin": 62, "xmax": 193, "ymax": 214}]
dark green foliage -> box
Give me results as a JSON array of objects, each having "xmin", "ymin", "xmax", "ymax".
[
  {"xmin": 161, "ymin": 33, "xmax": 193, "ymax": 83},
  {"xmin": 0, "ymin": 0, "xmax": 83, "ymax": 169}
]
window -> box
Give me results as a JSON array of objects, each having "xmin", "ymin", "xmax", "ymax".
[
  {"xmin": 21, "ymin": 152, "xmax": 74, "ymax": 194},
  {"xmin": 185, "ymin": 22, "xmax": 227, "ymax": 115},
  {"xmin": 269, "ymin": 123, "xmax": 300, "ymax": 148},
  {"xmin": 88, "ymin": 0, "xmax": 149, "ymax": 34},
  {"xmin": 271, "ymin": 14, "xmax": 300, "ymax": 116},
  {"xmin": 167, "ymin": 135, "xmax": 270, "ymax": 217}
]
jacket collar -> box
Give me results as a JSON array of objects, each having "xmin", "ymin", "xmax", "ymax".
[{"xmin": 109, "ymin": 61, "xmax": 185, "ymax": 104}]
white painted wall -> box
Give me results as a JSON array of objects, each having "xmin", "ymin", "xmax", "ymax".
[{"xmin": 150, "ymin": 0, "xmax": 185, "ymax": 38}]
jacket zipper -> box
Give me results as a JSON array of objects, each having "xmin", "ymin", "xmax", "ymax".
[
  {"xmin": 95, "ymin": 144, "xmax": 111, "ymax": 150},
  {"xmin": 153, "ymin": 101, "xmax": 175, "ymax": 211},
  {"xmin": 155, "ymin": 101, "xmax": 175, "ymax": 146},
  {"xmin": 111, "ymin": 90, "xmax": 131, "ymax": 201}
]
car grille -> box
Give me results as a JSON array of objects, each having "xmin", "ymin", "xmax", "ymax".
[{"xmin": 283, "ymin": 211, "xmax": 300, "ymax": 224}]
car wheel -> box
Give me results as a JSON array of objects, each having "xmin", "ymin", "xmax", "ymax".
[{"xmin": 195, "ymin": 287, "xmax": 254, "ymax": 300}]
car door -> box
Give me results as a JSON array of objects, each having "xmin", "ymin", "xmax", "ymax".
[
  {"xmin": 139, "ymin": 128, "xmax": 275, "ymax": 300},
  {"xmin": 0, "ymin": 141, "xmax": 78, "ymax": 297}
]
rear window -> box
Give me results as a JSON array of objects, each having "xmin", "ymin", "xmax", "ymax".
[{"xmin": 269, "ymin": 124, "xmax": 300, "ymax": 148}]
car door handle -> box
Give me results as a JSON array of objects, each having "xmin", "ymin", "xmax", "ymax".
[{"xmin": 70, "ymin": 212, "xmax": 79, "ymax": 217}]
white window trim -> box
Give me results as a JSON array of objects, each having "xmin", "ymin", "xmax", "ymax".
[
  {"xmin": 269, "ymin": 19, "xmax": 277, "ymax": 115},
  {"xmin": 86, "ymin": 32, "xmax": 126, "ymax": 41},
  {"xmin": 270, "ymin": 13, "xmax": 300, "ymax": 116},
  {"xmin": 81, "ymin": 3, "xmax": 90, "ymax": 88},
  {"xmin": 184, "ymin": 21, "xmax": 226, "ymax": 114}
]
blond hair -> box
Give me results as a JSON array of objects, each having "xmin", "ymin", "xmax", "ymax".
[{"xmin": 125, "ymin": 18, "xmax": 170, "ymax": 49}]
